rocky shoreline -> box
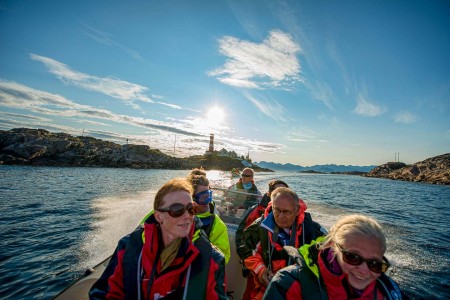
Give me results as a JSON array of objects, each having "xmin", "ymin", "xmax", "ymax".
[
  {"xmin": 0, "ymin": 128, "xmax": 271, "ymax": 172},
  {"xmin": 1, "ymin": 128, "xmax": 448, "ymax": 184},
  {"xmin": 365, "ymin": 153, "xmax": 450, "ymax": 185}
]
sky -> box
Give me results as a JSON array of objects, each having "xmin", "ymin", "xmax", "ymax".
[{"xmin": 0, "ymin": 0, "xmax": 449, "ymax": 166}]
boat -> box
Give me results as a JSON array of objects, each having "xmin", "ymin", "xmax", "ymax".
[{"xmin": 54, "ymin": 188, "xmax": 261, "ymax": 299}]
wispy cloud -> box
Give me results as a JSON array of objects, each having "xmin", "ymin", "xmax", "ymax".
[
  {"xmin": 209, "ymin": 30, "xmax": 302, "ymax": 89},
  {"xmin": 353, "ymin": 94, "xmax": 386, "ymax": 117},
  {"xmin": 0, "ymin": 117, "xmax": 83, "ymax": 135},
  {"xmin": 318, "ymin": 113, "xmax": 340, "ymax": 128},
  {"xmin": 81, "ymin": 23, "xmax": 143, "ymax": 61},
  {"xmin": 306, "ymin": 80, "xmax": 334, "ymax": 110},
  {"xmin": 0, "ymin": 80, "xmax": 285, "ymax": 157},
  {"xmin": 394, "ymin": 111, "xmax": 417, "ymax": 124},
  {"xmin": 0, "ymin": 112, "xmax": 51, "ymax": 122},
  {"xmin": 0, "ymin": 79, "xmax": 199, "ymax": 137},
  {"xmin": 218, "ymin": 135, "xmax": 285, "ymax": 154},
  {"xmin": 75, "ymin": 119, "xmax": 110, "ymax": 126},
  {"xmin": 174, "ymin": 115, "xmax": 230, "ymax": 137},
  {"xmin": 85, "ymin": 129, "xmax": 129, "ymax": 142},
  {"xmin": 242, "ymin": 91, "xmax": 286, "ymax": 122},
  {"xmin": 157, "ymin": 102, "xmax": 182, "ymax": 109},
  {"xmin": 0, "ymin": 118, "xmax": 36, "ymax": 131},
  {"xmin": 286, "ymin": 127, "xmax": 317, "ymax": 142},
  {"xmin": 0, "ymin": 80, "xmax": 88, "ymax": 110},
  {"xmin": 29, "ymin": 54, "xmax": 194, "ymax": 112},
  {"xmin": 30, "ymin": 54, "xmax": 153, "ymax": 109}
]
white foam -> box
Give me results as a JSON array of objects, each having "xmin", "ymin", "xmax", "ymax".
[{"xmin": 80, "ymin": 190, "xmax": 156, "ymax": 269}]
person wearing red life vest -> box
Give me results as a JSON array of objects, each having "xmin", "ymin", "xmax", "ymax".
[
  {"xmin": 96, "ymin": 178, "xmax": 227, "ymax": 300},
  {"xmin": 241, "ymin": 187, "xmax": 326, "ymax": 300},
  {"xmin": 263, "ymin": 214, "xmax": 406, "ymax": 300}
]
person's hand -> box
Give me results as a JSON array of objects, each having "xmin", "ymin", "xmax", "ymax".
[{"xmin": 257, "ymin": 268, "xmax": 274, "ymax": 286}]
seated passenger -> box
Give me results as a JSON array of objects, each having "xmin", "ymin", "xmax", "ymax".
[
  {"xmin": 264, "ymin": 214, "xmax": 405, "ymax": 300},
  {"xmin": 240, "ymin": 187, "xmax": 326, "ymax": 300},
  {"xmin": 235, "ymin": 179, "xmax": 289, "ymax": 300},
  {"xmin": 89, "ymin": 178, "xmax": 227, "ymax": 300},
  {"xmin": 227, "ymin": 167, "xmax": 262, "ymax": 210},
  {"xmin": 187, "ymin": 168, "xmax": 231, "ymax": 264},
  {"xmin": 236, "ymin": 179, "xmax": 290, "ymax": 259}
]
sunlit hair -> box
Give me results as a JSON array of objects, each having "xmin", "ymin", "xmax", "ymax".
[
  {"xmin": 268, "ymin": 179, "xmax": 289, "ymax": 192},
  {"xmin": 319, "ymin": 214, "xmax": 387, "ymax": 257},
  {"xmin": 242, "ymin": 167, "xmax": 254, "ymax": 176},
  {"xmin": 186, "ymin": 168, "xmax": 209, "ymax": 195},
  {"xmin": 270, "ymin": 187, "xmax": 299, "ymax": 207},
  {"xmin": 189, "ymin": 167, "xmax": 207, "ymax": 177},
  {"xmin": 154, "ymin": 178, "xmax": 193, "ymax": 210}
]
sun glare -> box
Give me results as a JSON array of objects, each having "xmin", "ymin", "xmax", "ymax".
[{"xmin": 206, "ymin": 106, "xmax": 225, "ymax": 126}]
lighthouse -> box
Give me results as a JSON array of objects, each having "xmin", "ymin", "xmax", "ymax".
[{"xmin": 208, "ymin": 134, "xmax": 214, "ymax": 153}]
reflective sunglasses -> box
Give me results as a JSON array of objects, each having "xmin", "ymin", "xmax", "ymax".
[
  {"xmin": 337, "ymin": 244, "xmax": 390, "ymax": 273},
  {"xmin": 194, "ymin": 189, "xmax": 213, "ymax": 205},
  {"xmin": 157, "ymin": 202, "xmax": 196, "ymax": 218},
  {"xmin": 241, "ymin": 174, "xmax": 253, "ymax": 178}
]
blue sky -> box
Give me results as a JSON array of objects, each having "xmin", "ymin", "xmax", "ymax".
[{"xmin": 0, "ymin": 0, "xmax": 449, "ymax": 166}]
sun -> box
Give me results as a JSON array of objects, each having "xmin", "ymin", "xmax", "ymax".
[{"xmin": 205, "ymin": 106, "xmax": 226, "ymax": 127}]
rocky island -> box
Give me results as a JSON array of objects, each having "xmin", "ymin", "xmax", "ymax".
[
  {"xmin": 0, "ymin": 128, "xmax": 271, "ymax": 172},
  {"xmin": 365, "ymin": 153, "xmax": 450, "ymax": 185}
]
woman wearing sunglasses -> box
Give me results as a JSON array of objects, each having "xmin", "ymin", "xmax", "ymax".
[
  {"xmin": 187, "ymin": 169, "xmax": 231, "ymax": 264},
  {"xmin": 263, "ymin": 214, "xmax": 405, "ymax": 300},
  {"xmin": 101, "ymin": 178, "xmax": 227, "ymax": 300}
]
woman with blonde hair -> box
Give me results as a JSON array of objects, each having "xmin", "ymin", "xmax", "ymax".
[{"xmin": 263, "ymin": 214, "xmax": 405, "ymax": 299}]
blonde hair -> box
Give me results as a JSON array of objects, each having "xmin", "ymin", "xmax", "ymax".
[
  {"xmin": 189, "ymin": 167, "xmax": 207, "ymax": 177},
  {"xmin": 320, "ymin": 214, "xmax": 387, "ymax": 255},
  {"xmin": 154, "ymin": 178, "xmax": 193, "ymax": 210},
  {"xmin": 186, "ymin": 168, "xmax": 209, "ymax": 195}
]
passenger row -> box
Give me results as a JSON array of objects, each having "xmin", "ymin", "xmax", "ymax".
[{"xmin": 88, "ymin": 167, "xmax": 405, "ymax": 300}]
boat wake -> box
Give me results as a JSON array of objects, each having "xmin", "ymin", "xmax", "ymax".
[{"xmin": 79, "ymin": 190, "xmax": 156, "ymax": 270}]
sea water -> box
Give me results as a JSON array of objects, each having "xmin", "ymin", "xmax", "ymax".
[{"xmin": 0, "ymin": 166, "xmax": 448, "ymax": 299}]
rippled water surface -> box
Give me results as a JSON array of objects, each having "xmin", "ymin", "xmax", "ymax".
[{"xmin": 0, "ymin": 166, "xmax": 448, "ymax": 299}]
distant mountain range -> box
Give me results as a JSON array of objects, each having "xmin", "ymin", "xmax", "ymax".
[{"xmin": 255, "ymin": 161, "xmax": 376, "ymax": 173}]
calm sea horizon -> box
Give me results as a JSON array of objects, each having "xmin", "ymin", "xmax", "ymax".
[{"xmin": 0, "ymin": 165, "xmax": 448, "ymax": 299}]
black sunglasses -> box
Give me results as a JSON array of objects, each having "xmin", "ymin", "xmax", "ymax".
[
  {"xmin": 337, "ymin": 244, "xmax": 390, "ymax": 274},
  {"xmin": 242, "ymin": 174, "xmax": 253, "ymax": 178},
  {"xmin": 157, "ymin": 202, "xmax": 196, "ymax": 218}
]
